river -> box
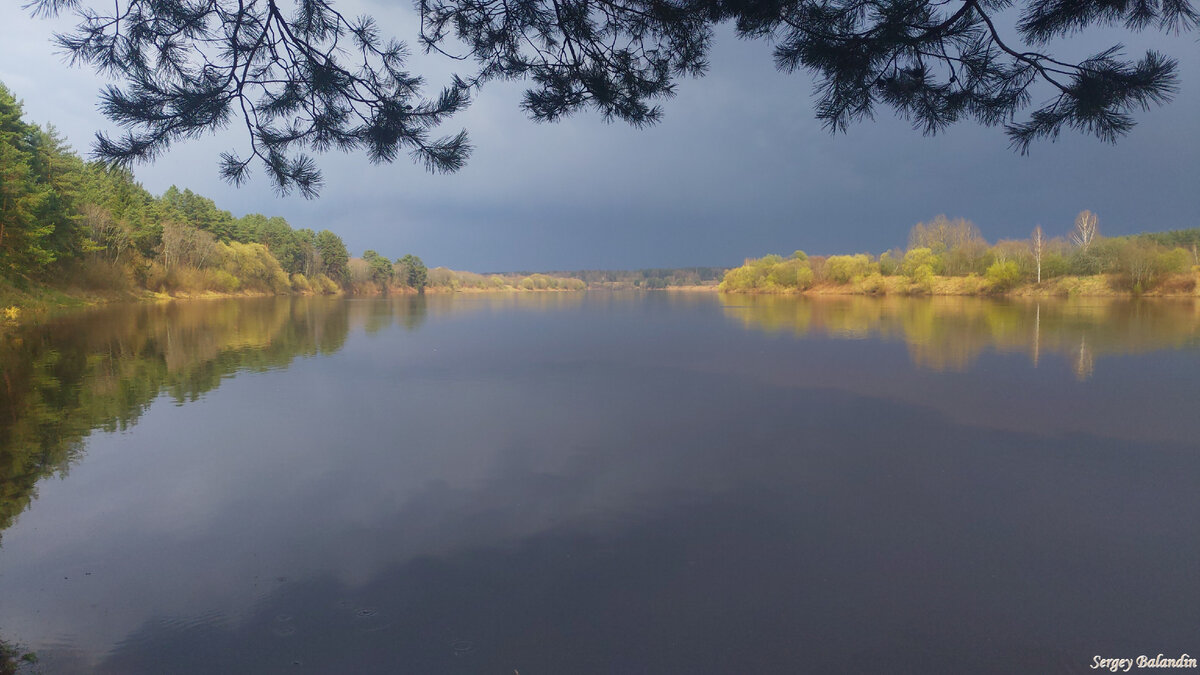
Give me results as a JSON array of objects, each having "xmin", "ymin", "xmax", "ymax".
[{"xmin": 1, "ymin": 293, "xmax": 1197, "ymax": 673}]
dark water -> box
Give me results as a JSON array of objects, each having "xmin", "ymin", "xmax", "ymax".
[{"xmin": 1, "ymin": 293, "xmax": 1198, "ymax": 673}]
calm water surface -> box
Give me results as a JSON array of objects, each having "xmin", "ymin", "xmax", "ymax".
[{"xmin": 1, "ymin": 293, "xmax": 1198, "ymax": 673}]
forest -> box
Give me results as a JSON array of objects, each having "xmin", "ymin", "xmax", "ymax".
[
  {"xmin": 0, "ymin": 82, "xmax": 584, "ymax": 313},
  {"xmin": 720, "ymin": 215, "xmax": 1200, "ymax": 297}
]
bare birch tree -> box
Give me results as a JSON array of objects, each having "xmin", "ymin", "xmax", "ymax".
[
  {"xmin": 159, "ymin": 221, "xmax": 217, "ymax": 273},
  {"xmin": 1071, "ymin": 211, "xmax": 1099, "ymax": 251},
  {"xmin": 1031, "ymin": 225, "xmax": 1044, "ymax": 283},
  {"xmin": 82, "ymin": 204, "xmax": 131, "ymax": 263}
]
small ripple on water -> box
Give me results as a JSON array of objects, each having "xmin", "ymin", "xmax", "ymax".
[
  {"xmin": 349, "ymin": 606, "xmax": 395, "ymax": 633},
  {"xmin": 450, "ymin": 640, "xmax": 475, "ymax": 655}
]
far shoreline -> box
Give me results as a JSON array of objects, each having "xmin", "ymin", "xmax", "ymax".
[
  {"xmin": 8, "ymin": 274, "xmax": 1200, "ymax": 331},
  {"xmin": 716, "ymin": 274, "xmax": 1200, "ymax": 299}
]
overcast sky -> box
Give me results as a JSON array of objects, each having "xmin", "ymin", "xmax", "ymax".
[{"xmin": 0, "ymin": 1, "xmax": 1196, "ymax": 271}]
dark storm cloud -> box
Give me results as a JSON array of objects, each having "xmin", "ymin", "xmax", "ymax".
[{"xmin": 1, "ymin": 2, "xmax": 1196, "ymax": 270}]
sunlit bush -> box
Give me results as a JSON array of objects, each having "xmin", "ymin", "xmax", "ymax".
[
  {"xmin": 290, "ymin": 273, "xmax": 312, "ymax": 293},
  {"xmin": 719, "ymin": 265, "xmax": 759, "ymax": 291},
  {"xmin": 211, "ymin": 270, "xmax": 240, "ymax": 293},
  {"xmin": 909, "ymin": 264, "xmax": 934, "ymax": 294},
  {"xmin": 313, "ymin": 273, "xmax": 341, "ymax": 294},
  {"xmin": 878, "ymin": 250, "xmax": 901, "ymax": 276},
  {"xmin": 986, "ymin": 260, "xmax": 1022, "ymax": 291},
  {"xmin": 720, "ymin": 253, "xmax": 814, "ymax": 293},
  {"xmin": 826, "ymin": 254, "xmax": 872, "ymax": 284},
  {"xmin": 859, "ymin": 273, "xmax": 887, "ymax": 295},
  {"xmin": 902, "ymin": 248, "xmax": 941, "ymax": 279},
  {"xmin": 218, "ymin": 241, "xmax": 290, "ymax": 293}
]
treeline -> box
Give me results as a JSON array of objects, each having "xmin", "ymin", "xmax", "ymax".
[
  {"xmin": 1, "ymin": 81, "xmax": 353, "ymax": 301},
  {"xmin": 138, "ymin": 190, "xmax": 352, "ymax": 295},
  {"xmin": 1, "ymin": 81, "xmax": 585, "ymax": 308},
  {"xmin": 1135, "ymin": 228, "xmax": 1200, "ymax": 251},
  {"xmin": 547, "ymin": 268, "xmax": 726, "ymax": 289},
  {"xmin": 721, "ymin": 213, "xmax": 1199, "ymax": 296},
  {"xmin": 345, "ymin": 253, "xmax": 587, "ymax": 293}
]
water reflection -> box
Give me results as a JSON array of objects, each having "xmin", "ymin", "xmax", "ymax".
[
  {"xmin": 0, "ymin": 298, "xmax": 358, "ymax": 538},
  {"xmin": 4, "ymin": 292, "xmax": 1197, "ymax": 539},
  {"xmin": 721, "ymin": 295, "xmax": 1200, "ymax": 377},
  {"xmin": 0, "ymin": 293, "xmax": 1197, "ymax": 673},
  {"xmin": 0, "ymin": 293, "xmax": 591, "ymax": 542}
]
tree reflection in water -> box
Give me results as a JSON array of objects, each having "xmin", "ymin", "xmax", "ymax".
[{"xmin": 721, "ymin": 295, "xmax": 1200, "ymax": 378}]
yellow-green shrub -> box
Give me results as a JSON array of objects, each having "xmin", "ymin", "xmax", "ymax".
[
  {"xmin": 271, "ymin": 270, "xmax": 291, "ymax": 293},
  {"xmin": 314, "ymin": 273, "xmax": 340, "ymax": 294},
  {"xmin": 878, "ymin": 251, "xmax": 901, "ymax": 276},
  {"xmin": 720, "ymin": 253, "xmax": 814, "ymax": 292},
  {"xmin": 218, "ymin": 241, "xmax": 290, "ymax": 292},
  {"xmin": 902, "ymin": 248, "xmax": 941, "ymax": 279},
  {"xmin": 859, "ymin": 273, "xmax": 887, "ymax": 295},
  {"xmin": 826, "ymin": 254, "xmax": 872, "ymax": 284},
  {"xmin": 211, "ymin": 270, "xmax": 240, "ymax": 292},
  {"xmin": 909, "ymin": 264, "xmax": 934, "ymax": 294},
  {"xmin": 290, "ymin": 273, "xmax": 312, "ymax": 293},
  {"xmin": 986, "ymin": 260, "xmax": 1022, "ymax": 291}
]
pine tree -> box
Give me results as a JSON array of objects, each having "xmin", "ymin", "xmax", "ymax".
[
  {"xmin": 25, "ymin": 0, "xmax": 1193, "ymax": 196},
  {"xmin": 0, "ymin": 84, "xmax": 54, "ymax": 276}
]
